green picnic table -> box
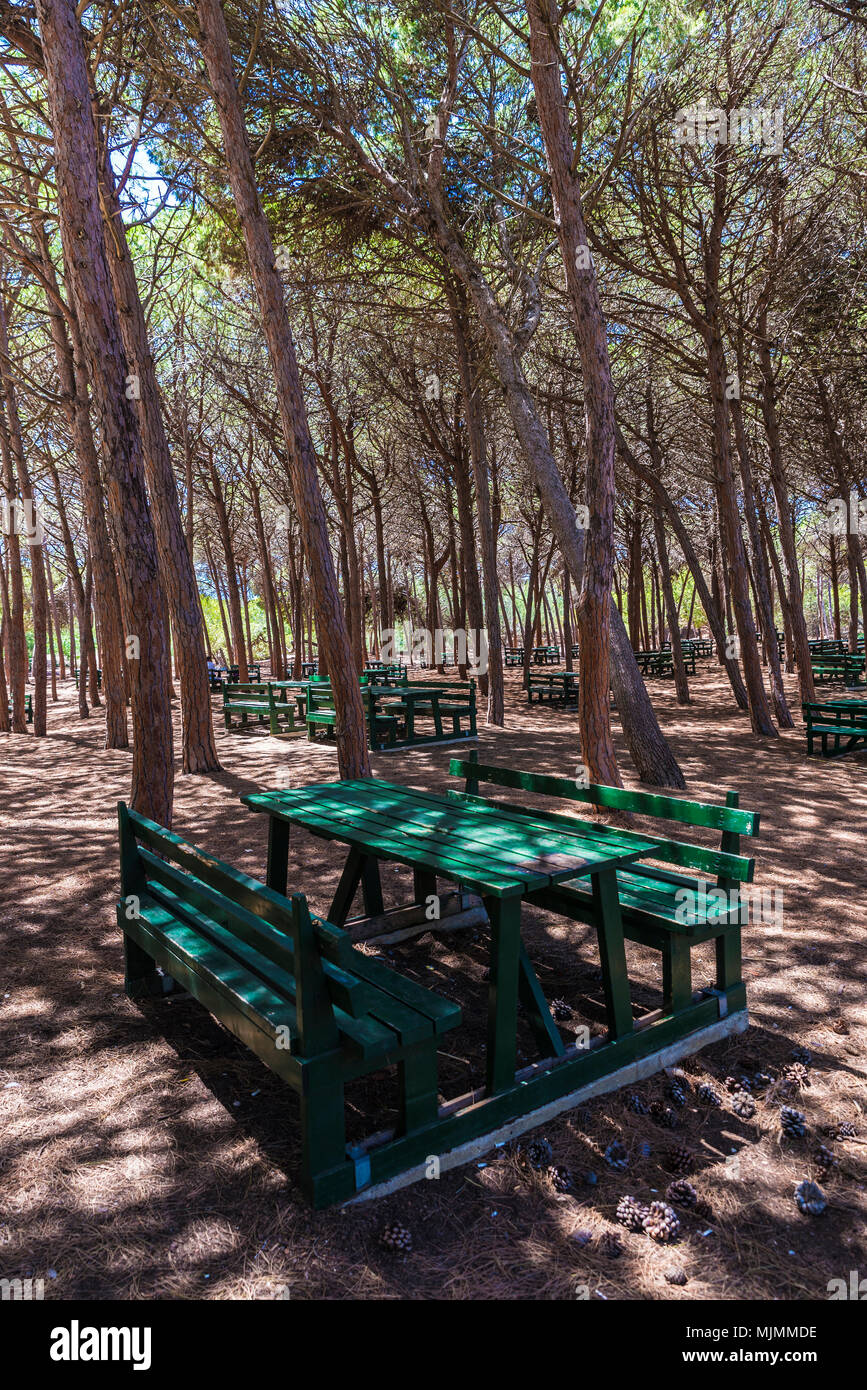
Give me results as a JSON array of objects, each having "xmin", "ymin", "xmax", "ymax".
[{"xmin": 241, "ymin": 778, "xmax": 661, "ymax": 1102}]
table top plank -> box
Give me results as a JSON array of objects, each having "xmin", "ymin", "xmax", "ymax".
[{"xmin": 242, "ymin": 780, "xmax": 661, "ymax": 898}]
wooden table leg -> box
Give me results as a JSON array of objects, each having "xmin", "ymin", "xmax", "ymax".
[
  {"xmin": 329, "ymin": 846, "xmax": 365, "ymax": 926},
  {"xmin": 592, "ymin": 866, "xmax": 634, "ymax": 1039},
  {"xmin": 266, "ymin": 816, "xmax": 290, "ymax": 896},
  {"xmin": 485, "ymin": 894, "xmax": 522, "ymax": 1096},
  {"xmin": 360, "ymin": 856, "xmax": 384, "ymax": 916}
]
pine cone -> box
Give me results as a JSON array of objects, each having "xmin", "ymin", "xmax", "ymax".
[
  {"xmin": 616, "ymin": 1195, "xmax": 649, "ymax": 1231},
  {"xmin": 693, "ymin": 1197, "xmax": 715, "ymax": 1221},
  {"xmin": 571, "ymin": 1227, "xmax": 593, "ymax": 1247},
  {"xmin": 794, "ymin": 1179, "xmax": 826, "ymax": 1216},
  {"xmin": 780, "ymin": 1106, "xmax": 807, "ymax": 1138},
  {"xmin": 791, "ymin": 1046, "xmax": 813, "ymax": 1066},
  {"xmin": 599, "ymin": 1230, "xmax": 623, "ymax": 1258},
  {"xmin": 517, "ymin": 1136, "xmax": 553, "ymax": 1170},
  {"xmin": 664, "ymin": 1266, "xmax": 688, "ymax": 1286},
  {"xmin": 604, "ymin": 1140, "xmax": 629, "ymax": 1170},
  {"xmin": 547, "ymin": 1163, "xmax": 574, "ymax": 1193},
  {"xmin": 379, "ymin": 1222, "xmax": 412, "ymax": 1255},
  {"xmin": 697, "ymin": 1083, "xmax": 722, "ymax": 1107},
  {"xmin": 831, "ymin": 1017, "xmax": 849, "ymax": 1035},
  {"xmin": 650, "ymin": 1102, "xmax": 679, "ymax": 1129},
  {"xmin": 782, "ymin": 1062, "xmax": 811, "ymax": 1089},
  {"xmin": 730, "ymin": 1089, "xmax": 756, "ymax": 1119},
  {"xmin": 813, "ymin": 1145, "xmax": 838, "ymax": 1176},
  {"xmin": 643, "ymin": 1201, "xmax": 681, "ymax": 1243},
  {"xmin": 551, "ymin": 998, "xmax": 572, "ymax": 1021},
  {"xmin": 665, "ymin": 1144, "xmax": 695, "ymax": 1174},
  {"xmin": 751, "ymin": 1070, "xmax": 774, "ymax": 1093},
  {"xmin": 836, "ymin": 1120, "xmax": 856, "ymax": 1140},
  {"xmin": 725, "ymin": 1074, "xmax": 751, "ymax": 1093},
  {"xmin": 668, "ymin": 1082, "xmax": 688, "ymax": 1108},
  {"xmin": 665, "ymin": 1179, "xmax": 698, "ymax": 1209},
  {"xmin": 625, "ymin": 1093, "xmax": 649, "ymax": 1115}
]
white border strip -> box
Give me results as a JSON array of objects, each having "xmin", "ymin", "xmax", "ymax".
[{"xmin": 344, "ymin": 1009, "xmax": 749, "ymax": 1205}]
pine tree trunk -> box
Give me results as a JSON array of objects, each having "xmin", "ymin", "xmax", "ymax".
[
  {"xmin": 35, "ymin": 0, "xmax": 174, "ymax": 823},
  {"xmin": 195, "ymin": 0, "xmax": 369, "ymax": 777},
  {"xmin": 527, "ymin": 0, "xmax": 619, "ymax": 785}
]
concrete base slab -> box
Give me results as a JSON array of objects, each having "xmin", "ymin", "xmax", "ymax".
[{"xmin": 344, "ymin": 1008, "xmax": 749, "ymax": 1206}]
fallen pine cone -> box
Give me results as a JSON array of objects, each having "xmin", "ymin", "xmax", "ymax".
[
  {"xmin": 795, "ymin": 1180, "xmax": 826, "ymax": 1216},
  {"xmin": 379, "ymin": 1222, "xmax": 412, "ymax": 1255}
]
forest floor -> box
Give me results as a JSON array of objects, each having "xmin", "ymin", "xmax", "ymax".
[{"xmin": 1, "ymin": 665, "xmax": 865, "ymax": 1301}]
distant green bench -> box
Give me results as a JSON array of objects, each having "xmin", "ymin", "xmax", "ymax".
[
  {"xmin": 74, "ymin": 668, "xmax": 101, "ymax": 690},
  {"xmin": 223, "ymin": 682, "xmax": 298, "ymax": 736},
  {"xmin": 116, "ymin": 803, "xmax": 461, "ymax": 1207},
  {"xmin": 811, "ymin": 653, "xmax": 865, "ymax": 686},
  {"xmin": 633, "ymin": 649, "xmax": 676, "ymax": 677},
  {"xmin": 306, "ymin": 682, "xmax": 400, "ymax": 749},
  {"xmin": 803, "ymin": 699, "xmax": 867, "ymax": 757},
  {"xmin": 532, "ymin": 645, "xmax": 561, "ymax": 665},
  {"xmin": 449, "ymin": 756, "xmax": 759, "ymax": 1022},
  {"xmin": 364, "ymin": 664, "xmax": 408, "ymax": 686},
  {"xmin": 527, "ymin": 672, "xmax": 577, "ymax": 706},
  {"xmin": 504, "ymin": 647, "xmax": 524, "ymax": 667},
  {"xmin": 7, "ymin": 693, "xmax": 32, "ymax": 722}
]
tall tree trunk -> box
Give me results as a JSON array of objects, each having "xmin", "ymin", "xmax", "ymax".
[
  {"xmin": 195, "ymin": 0, "xmax": 368, "ymax": 776},
  {"xmin": 207, "ymin": 457, "xmax": 248, "ymax": 683},
  {"xmin": 0, "ymin": 394, "xmax": 27, "ymax": 732},
  {"xmin": 527, "ymin": 0, "xmax": 619, "ymax": 784},
  {"xmin": 448, "ymin": 282, "xmax": 504, "ymax": 722},
  {"xmin": 0, "ymin": 295, "xmax": 48, "ymax": 735},
  {"xmin": 729, "ymin": 393, "xmax": 792, "ymax": 727},
  {"xmin": 653, "ymin": 507, "xmax": 690, "ymax": 705},
  {"xmin": 96, "ymin": 156, "xmax": 219, "ymax": 773},
  {"xmin": 35, "ymin": 0, "xmax": 173, "ymax": 822}
]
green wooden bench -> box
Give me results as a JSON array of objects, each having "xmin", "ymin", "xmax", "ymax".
[
  {"xmin": 803, "ymin": 699, "xmax": 867, "ymax": 757},
  {"xmin": 448, "ymin": 756, "xmax": 759, "ymax": 1024},
  {"xmin": 223, "ymin": 682, "xmax": 298, "ymax": 736},
  {"xmin": 7, "ymin": 693, "xmax": 32, "ymax": 722},
  {"xmin": 116, "ymin": 803, "xmax": 461, "ymax": 1207},
  {"xmin": 504, "ymin": 647, "xmax": 525, "ymax": 667},
  {"xmin": 364, "ymin": 665, "xmax": 408, "ymax": 686},
  {"xmin": 531, "ymin": 645, "xmax": 561, "ymax": 665},
  {"xmin": 808, "ymin": 639, "xmax": 846, "ymax": 657},
  {"xmin": 633, "ymin": 649, "xmax": 676, "ymax": 677},
  {"xmin": 393, "ymin": 680, "xmax": 478, "ymax": 741},
  {"xmin": 527, "ymin": 672, "xmax": 577, "ymax": 706},
  {"xmin": 306, "ymin": 682, "xmax": 399, "ymax": 750},
  {"xmin": 811, "ymin": 653, "xmax": 865, "ymax": 686}
]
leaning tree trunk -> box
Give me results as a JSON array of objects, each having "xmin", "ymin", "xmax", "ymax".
[
  {"xmin": 195, "ymin": 0, "xmax": 369, "ymax": 778},
  {"xmin": 0, "ymin": 396, "xmax": 28, "ymax": 732},
  {"xmin": 0, "ymin": 296, "xmax": 48, "ymax": 736},
  {"xmin": 448, "ymin": 282, "xmax": 504, "ymax": 723},
  {"xmin": 653, "ymin": 507, "xmax": 690, "ymax": 706},
  {"xmin": 527, "ymin": 0, "xmax": 619, "ymax": 785},
  {"xmin": 35, "ymin": 0, "xmax": 174, "ymax": 823},
  {"xmin": 96, "ymin": 154, "xmax": 220, "ymax": 773},
  {"xmin": 729, "ymin": 392, "xmax": 792, "ymax": 727},
  {"xmin": 39, "ymin": 245, "xmax": 129, "ymax": 745},
  {"xmin": 704, "ymin": 324, "xmax": 777, "ymax": 737}
]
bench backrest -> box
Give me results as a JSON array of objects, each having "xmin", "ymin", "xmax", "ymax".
[
  {"xmin": 118, "ymin": 803, "xmax": 370, "ymax": 1053},
  {"xmin": 448, "ymin": 755, "xmax": 759, "ymax": 885}
]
